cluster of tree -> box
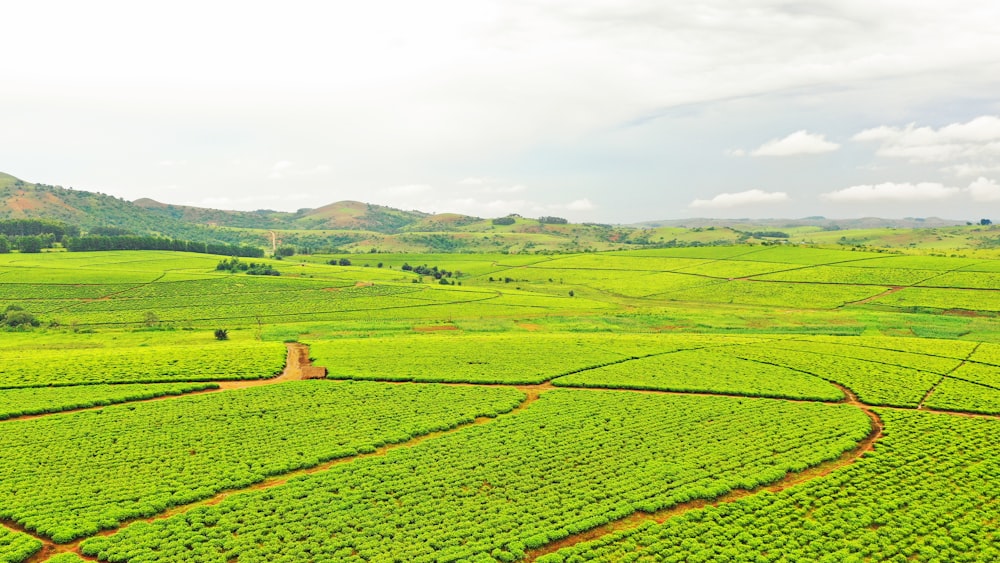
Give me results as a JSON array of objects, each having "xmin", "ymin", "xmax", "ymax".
[
  {"xmin": 397, "ymin": 233, "xmax": 467, "ymax": 252},
  {"xmin": 328, "ymin": 258, "xmax": 352, "ymax": 266},
  {"xmin": 738, "ymin": 230, "xmax": 790, "ymax": 239},
  {"xmin": 0, "ymin": 234, "xmax": 53, "ymax": 253},
  {"xmin": 0, "ymin": 305, "xmax": 39, "ymax": 328},
  {"xmin": 0, "ymin": 219, "xmax": 80, "ymax": 240},
  {"xmin": 538, "ymin": 216, "xmax": 568, "ymax": 224},
  {"xmin": 492, "ymin": 216, "xmax": 516, "ymax": 226},
  {"xmin": 216, "ymin": 257, "xmax": 281, "ymax": 276},
  {"xmin": 66, "ymin": 235, "xmax": 264, "ymax": 257},
  {"xmin": 401, "ymin": 263, "xmax": 460, "ymax": 279}
]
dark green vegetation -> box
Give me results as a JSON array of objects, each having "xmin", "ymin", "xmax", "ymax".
[{"xmin": 1, "ymin": 242, "xmax": 1000, "ymax": 563}]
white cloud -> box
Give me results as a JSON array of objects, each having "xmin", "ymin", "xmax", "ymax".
[
  {"xmin": 689, "ymin": 189, "xmax": 789, "ymax": 209},
  {"xmin": 750, "ymin": 130, "xmax": 840, "ymax": 157},
  {"xmin": 268, "ymin": 160, "xmax": 294, "ymax": 179},
  {"xmin": 566, "ymin": 198, "xmax": 596, "ymax": 211},
  {"xmin": 967, "ymin": 177, "xmax": 1000, "ymax": 201},
  {"xmin": 943, "ymin": 163, "xmax": 1000, "ymax": 177},
  {"xmin": 821, "ymin": 182, "xmax": 961, "ymax": 202},
  {"xmin": 853, "ymin": 116, "xmax": 1000, "ymax": 166}
]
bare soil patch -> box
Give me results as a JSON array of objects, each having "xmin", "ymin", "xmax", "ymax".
[{"xmin": 412, "ymin": 325, "xmax": 459, "ymax": 332}]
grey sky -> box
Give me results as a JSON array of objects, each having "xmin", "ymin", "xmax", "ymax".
[{"xmin": 4, "ymin": 0, "xmax": 1000, "ymax": 223}]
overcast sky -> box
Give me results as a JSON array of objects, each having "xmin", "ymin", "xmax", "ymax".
[{"xmin": 4, "ymin": 1, "xmax": 1000, "ymax": 223}]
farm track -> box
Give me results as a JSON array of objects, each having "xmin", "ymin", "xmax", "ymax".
[{"xmin": 7, "ymin": 343, "xmax": 1000, "ymax": 562}]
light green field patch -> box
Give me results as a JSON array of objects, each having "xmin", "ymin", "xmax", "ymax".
[
  {"xmin": 916, "ymin": 270, "xmax": 1000, "ymax": 289},
  {"xmin": 924, "ymin": 377, "xmax": 1000, "ymax": 414},
  {"xmin": 840, "ymin": 255, "xmax": 985, "ymax": 270},
  {"xmin": 543, "ymin": 410, "xmax": 1000, "ymax": 563},
  {"xmin": 667, "ymin": 280, "xmax": 888, "ymax": 309},
  {"xmin": 552, "ymin": 348, "xmax": 843, "ymax": 400},
  {"xmin": 316, "ymin": 333, "xmax": 631, "ymax": 383},
  {"xmin": 726, "ymin": 345, "xmax": 940, "ymax": 407},
  {"xmin": 798, "ymin": 335, "xmax": 978, "ymax": 361},
  {"xmin": 0, "ymin": 383, "xmax": 218, "ymax": 419},
  {"xmin": 0, "ymin": 340, "xmax": 286, "ymax": 387},
  {"xmin": 769, "ymin": 339, "xmax": 964, "ymax": 374},
  {"xmin": 82, "ymin": 392, "xmax": 870, "ymax": 562},
  {"xmin": 751, "ymin": 265, "xmax": 937, "ymax": 286},
  {"xmin": 670, "ymin": 259, "xmax": 794, "ymax": 278},
  {"xmin": 0, "ymin": 381, "xmax": 524, "ymax": 542},
  {"xmin": 869, "ymin": 286, "xmax": 1000, "ymax": 312},
  {"xmin": 969, "ymin": 342, "xmax": 1000, "ymax": 365},
  {"xmin": 530, "ymin": 254, "xmax": 706, "ymax": 272}
]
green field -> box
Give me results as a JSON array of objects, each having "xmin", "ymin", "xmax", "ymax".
[{"xmin": 1, "ymin": 245, "xmax": 1000, "ymax": 562}]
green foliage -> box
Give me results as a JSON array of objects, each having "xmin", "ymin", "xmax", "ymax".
[
  {"xmin": 0, "ymin": 305, "xmax": 39, "ymax": 328},
  {"xmin": 81, "ymin": 392, "xmax": 868, "ymax": 561},
  {"xmin": 492, "ymin": 216, "xmax": 516, "ymax": 225},
  {"xmin": 546, "ymin": 410, "xmax": 1000, "ymax": 562},
  {"xmin": 538, "ymin": 216, "xmax": 568, "ymax": 224},
  {"xmin": 0, "ymin": 527, "xmax": 41, "ymax": 563},
  {"xmin": 0, "ymin": 341, "xmax": 286, "ymax": 388},
  {"xmin": 214, "ymin": 328, "xmax": 229, "ymax": 340},
  {"xmin": 0, "ymin": 382, "xmax": 217, "ymax": 420},
  {"xmin": 2, "ymin": 381, "xmax": 523, "ymax": 542},
  {"xmin": 216, "ymin": 256, "xmax": 280, "ymax": 275},
  {"xmin": 14, "ymin": 235, "xmax": 43, "ymax": 253},
  {"xmin": 553, "ymin": 347, "xmax": 843, "ymax": 400},
  {"xmin": 68, "ymin": 234, "xmax": 263, "ymax": 256}
]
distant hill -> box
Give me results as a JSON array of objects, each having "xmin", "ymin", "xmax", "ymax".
[
  {"xmin": 133, "ymin": 198, "xmax": 451, "ymax": 232},
  {"xmin": 634, "ymin": 216, "xmax": 968, "ymax": 229},
  {"xmin": 4, "ymin": 171, "xmax": 995, "ymax": 254},
  {"xmin": 0, "ymin": 173, "xmax": 259, "ymax": 245}
]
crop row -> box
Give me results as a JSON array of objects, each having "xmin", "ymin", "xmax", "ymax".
[
  {"xmin": 543, "ymin": 409, "xmax": 1000, "ymax": 563},
  {"xmin": 725, "ymin": 345, "xmax": 940, "ymax": 407},
  {"xmin": 0, "ymin": 527, "xmax": 40, "ymax": 563},
  {"xmin": 0, "ymin": 381, "xmax": 524, "ymax": 542},
  {"xmin": 922, "ymin": 378, "xmax": 1000, "ymax": 415},
  {"xmin": 81, "ymin": 391, "xmax": 871, "ymax": 562},
  {"xmin": 0, "ymin": 383, "xmax": 218, "ymax": 419},
  {"xmin": 0, "ymin": 341, "xmax": 286, "ymax": 388}
]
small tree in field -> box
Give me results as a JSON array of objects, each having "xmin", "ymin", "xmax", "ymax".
[{"xmin": 214, "ymin": 328, "xmax": 229, "ymax": 341}]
